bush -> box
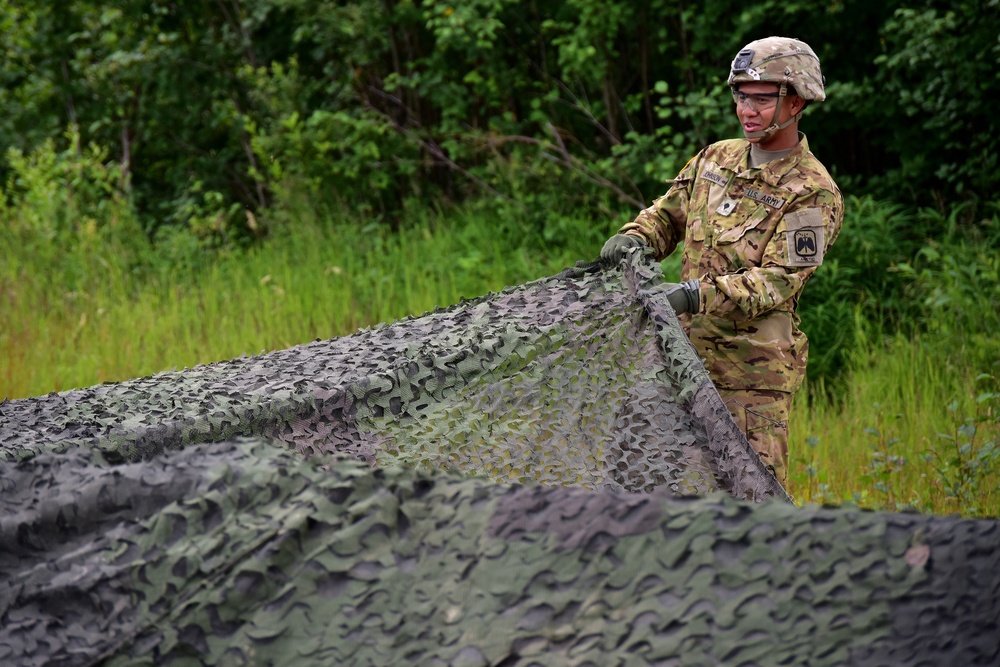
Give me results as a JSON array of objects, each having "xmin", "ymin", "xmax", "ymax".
[{"xmin": 0, "ymin": 129, "xmax": 149, "ymax": 294}]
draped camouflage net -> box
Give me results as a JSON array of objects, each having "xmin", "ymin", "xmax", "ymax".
[
  {"xmin": 0, "ymin": 252, "xmax": 784, "ymax": 500},
  {"xmin": 2, "ymin": 252, "xmax": 998, "ymax": 666}
]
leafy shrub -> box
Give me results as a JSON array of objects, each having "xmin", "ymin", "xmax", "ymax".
[
  {"xmin": 923, "ymin": 379, "xmax": 1000, "ymax": 517},
  {"xmin": 0, "ymin": 129, "xmax": 149, "ymax": 293}
]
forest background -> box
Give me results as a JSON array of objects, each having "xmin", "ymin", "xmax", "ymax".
[{"xmin": 1, "ymin": 0, "xmax": 998, "ymax": 515}]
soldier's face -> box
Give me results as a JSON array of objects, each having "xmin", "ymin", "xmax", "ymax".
[{"xmin": 735, "ymin": 83, "xmax": 805, "ymax": 149}]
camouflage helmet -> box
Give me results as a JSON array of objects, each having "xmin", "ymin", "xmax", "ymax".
[{"xmin": 728, "ymin": 36, "xmax": 825, "ymax": 102}]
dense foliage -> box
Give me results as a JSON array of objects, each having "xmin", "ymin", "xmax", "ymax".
[
  {"xmin": 1, "ymin": 1, "xmax": 998, "ymax": 393},
  {"xmin": 2, "ymin": 0, "xmax": 998, "ymax": 237}
]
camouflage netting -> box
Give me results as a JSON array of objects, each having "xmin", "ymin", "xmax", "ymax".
[
  {"xmin": 0, "ymin": 252, "xmax": 784, "ymax": 500},
  {"xmin": 2, "ymin": 253, "xmax": 999, "ymax": 665}
]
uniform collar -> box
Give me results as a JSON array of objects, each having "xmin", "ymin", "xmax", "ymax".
[{"xmin": 731, "ymin": 133, "xmax": 810, "ymax": 186}]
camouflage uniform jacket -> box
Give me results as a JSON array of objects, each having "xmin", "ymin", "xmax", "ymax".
[{"xmin": 619, "ymin": 135, "xmax": 843, "ymax": 392}]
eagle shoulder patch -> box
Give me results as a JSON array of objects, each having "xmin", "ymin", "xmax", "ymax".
[{"xmin": 784, "ymin": 208, "xmax": 826, "ymax": 267}]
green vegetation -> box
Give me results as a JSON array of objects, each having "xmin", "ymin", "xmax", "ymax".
[
  {"xmin": 2, "ymin": 0, "xmax": 996, "ymax": 230},
  {"xmin": 0, "ymin": 136, "xmax": 611, "ymax": 397},
  {"xmin": 2, "ymin": 139, "xmax": 997, "ymax": 515},
  {"xmin": 1, "ymin": 1, "xmax": 998, "ymax": 515}
]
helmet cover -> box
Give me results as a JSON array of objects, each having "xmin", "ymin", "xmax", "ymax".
[{"xmin": 728, "ymin": 36, "xmax": 825, "ymax": 102}]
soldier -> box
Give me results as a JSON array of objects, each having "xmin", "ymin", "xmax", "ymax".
[{"xmin": 600, "ymin": 36, "xmax": 844, "ymax": 486}]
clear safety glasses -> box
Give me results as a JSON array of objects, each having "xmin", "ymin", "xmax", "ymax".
[{"xmin": 732, "ymin": 90, "xmax": 782, "ymax": 111}]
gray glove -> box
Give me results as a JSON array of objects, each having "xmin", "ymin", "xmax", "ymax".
[
  {"xmin": 649, "ymin": 279, "xmax": 701, "ymax": 315},
  {"xmin": 600, "ymin": 233, "xmax": 646, "ymax": 264}
]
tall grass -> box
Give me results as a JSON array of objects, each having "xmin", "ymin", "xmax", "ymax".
[
  {"xmin": 788, "ymin": 335, "xmax": 999, "ymax": 516},
  {"xmin": 1, "ymin": 154, "xmax": 613, "ymax": 398},
  {"xmin": 789, "ymin": 216, "xmax": 1000, "ymax": 516},
  {"xmin": 2, "ymin": 141, "xmax": 997, "ymax": 516},
  {"xmin": 2, "ymin": 218, "xmax": 591, "ymax": 397}
]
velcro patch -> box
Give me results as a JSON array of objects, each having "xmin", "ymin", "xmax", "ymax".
[
  {"xmin": 784, "ymin": 208, "xmax": 825, "ymax": 266},
  {"xmin": 701, "ymin": 169, "xmax": 727, "ymax": 187},
  {"xmin": 745, "ymin": 188, "xmax": 786, "ymax": 209}
]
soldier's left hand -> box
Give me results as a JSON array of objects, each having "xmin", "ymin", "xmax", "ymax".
[{"xmin": 643, "ymin": 280, "xmax": 700, "ymax": 315}]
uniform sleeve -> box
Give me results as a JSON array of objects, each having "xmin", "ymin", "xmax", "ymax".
[
  {"xmin": 616, "ymin": 154, "xmax": 701, "ymax": 261},
  {"xmin": 699, "ymin": 185, "xmax": 844, "ymax": 321}
]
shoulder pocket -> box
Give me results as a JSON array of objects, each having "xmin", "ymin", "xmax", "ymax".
[{"xmin": 784, "ymin": 208, "xmax": 826, "ymax": 267}]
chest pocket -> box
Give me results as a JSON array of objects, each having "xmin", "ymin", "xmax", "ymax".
[{"xmin": 712, "ymin": 199, "xmax": 773, "ymax": 269}]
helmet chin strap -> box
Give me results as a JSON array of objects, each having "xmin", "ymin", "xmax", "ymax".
[{"xmin": 741, "ymin": 83, "xmax": 803, "ymax": 141}]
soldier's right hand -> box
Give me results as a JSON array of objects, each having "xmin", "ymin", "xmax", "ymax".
[{"xmin": 599, "ymin": 234, "xmax": 646, "ymax": 265}]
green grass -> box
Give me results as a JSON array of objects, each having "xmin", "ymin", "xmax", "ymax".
[
  {"xmin": 2, "ymin": 187, "xmax": 997, "ymax": 517},
  {"xmin": 0, "ymin": 199, "xmax": 611, "ymax": 398},
  {"xmin": 788, "ymin": 336, "xmax": 999, "ymax": 516}
]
